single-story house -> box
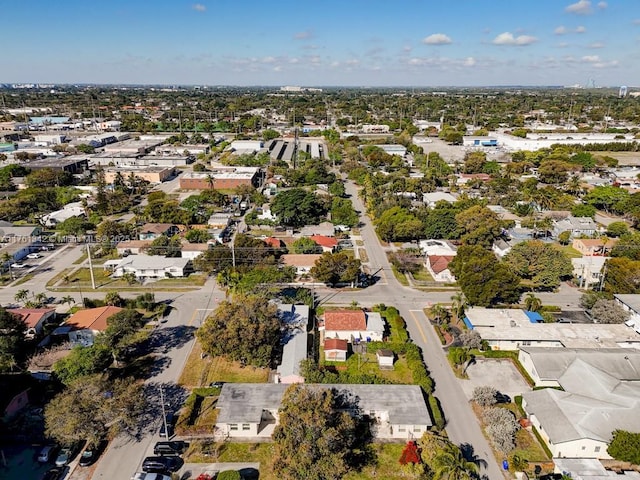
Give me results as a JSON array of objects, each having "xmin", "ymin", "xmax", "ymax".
[
  {"xmin": 256, "ymin": 204, "xmax": 277, "ymax": 222},
  {"xmin": 66, "ymin": 306, "xmax": 123, "ymax": 346},
  {"xmin": 0, "ymin": 224, "xmax": 41, "ymax": 242},
  {"xmin": 376, "ymin": 349, "xmax": 394, "ymax": 369},
  {"xmin": 520, "ymin": 347, "xmax": 640, "ymax": 459},
  {"xmin": 321, "ymin": 309, "xmax": 385, "ymax": 343},
  {"xmin": 215, "ymin": 383, "xmax": 432, "ymax": 440},
  {"xmin": 464, "ymin": 307, "xmax": 640, "ymax": 350},
  {"xmin": 553, "ymin": 458, "xmax": 640, "ymax": 479},
  {"xmin": 138, "ymin": 223, "xmax": 180, "ymax": 241},
  {"xmin": 492, "ymin": 238, "xmax": 515, "ymax": 258},
  {"xmin": 7, "ymin": 308, "xmax": 55, "ymax": 337},
  {"xmin": 572, "ymin": 238, "xmax": 617, "ymax": 256},
  {"xmin": 281, "ymin": 254, "xmax": 321, "ymax": 275},
  {"xmin": 552, "ymin": 216, "xmax": 598, "ymax": 239},
  {"xmin": 111, "ymin": 256, "xmax": 192, "ymax": 279},
  {"xmin": 324, "ymin": 338, "xmax": 348, "ymax": 362},
  {"xmin": 276, "ymin": 304, "xmax": 310, "ymax": 384},
  {"xmin": 207, "ymin": 213, "xmax": 234, "ymax": 229},
  {"xmin": 309, "ymin": 235, "xmax": 338, "ymax": 253},
  {"xmin": 41, "ymin": 202, "xmax": 85, "ymax": 228},
  {"xmin": 180, "ymin": 242, "xmax": 210, "ymax": 260},
  {"xmin": 418, "ymin": 239, "xmax": 457, "ymax": 257},
  {"xmin": 422, "ymin": 191, "xmax": 458, "ymax": 208},
  {"xmin": 425, "ymin": 255, "xmax": 455, "ymax": 282},
  {"xmin": 263, "ymin": 237, "xmax": 284, "ymax": 249},
  {"xmin": 299, "ymin": 222, "xmax": 335, "ymax": 238},
  {"xmin": 116, "ymin": 240, "xmax": 152, "ymax": 255},
  {"xmin": 614, "ymin": 294, "xmax": 640, "ymax": 334}
]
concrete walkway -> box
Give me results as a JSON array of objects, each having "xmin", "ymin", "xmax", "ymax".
[{"xmin": 180, "ymin": 462, "xmax": 260, "ymax": 479}]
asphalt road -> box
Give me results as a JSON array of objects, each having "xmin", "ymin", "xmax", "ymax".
[{"xmin": 343, "ymin": 179, "xmax": 506, "ymax": 480}]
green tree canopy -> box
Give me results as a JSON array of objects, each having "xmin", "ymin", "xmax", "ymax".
[
  {"xmin": 331, "ymin": 197, "xmax": 359, "ymax": 227},
  {"xmin": 374, "ymin": 206, "xmax": 423, "ymax": 242},
  {"xmin": 53, "ymin": 344, "xmax": 113, "ymax": 384},
  {"xmin": 146, "ymin": 234, "xmax": 182, "ymax": 257},
  {"xmin": 584, "ymin": 185, "xmax": 629, "ymax": 214},
  {"xmin": 503, "ymin": 240, "xmax": 573, "ymax": 290},
  {"xmin": 271, "ymin": 188, "xmax": 328, "ymax": 227},
  {"xmin": 455, "ymin": 206, "xmax": 503, "ymax": 248},
  {"xmin": 0, "ymin": 308, "xmax": 27, "ymax": 371},
  {"xmin": 604, "ymin": 257, "xmax": 640, "ymax": 293},
  {"xmin": 449, "ymin": 246, "xmax": 521, "ymax": 306},
  {"xmin": 197, "ymin": 296, "xmax": 280, "ymax": 367},
  {"xmin": 607, "ymin": 430, "xmax": 640, "ymax": 465},
  {"xmin": 291, "ymin": 237, "xmax": 322, "ymax": 254},
  {"xmin": 273, "ymin": 385, "xmax": 361, "ymax": 480},
  {"xmin": 310, "ymin": 251, "xmax": 361, "ymax": 286}
]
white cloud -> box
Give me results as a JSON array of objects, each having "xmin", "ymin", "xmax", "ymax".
[
  {"xmin": 422, "ymin": 33, "xmax": 453, "ymax": 45},
  {"xmin": 588, "ymin": 42, "xmax": 604, "ymax": 48},
  {"xmin": 565, "ymin": 0, "xmax": 593, "ymax": 15},
  {"xmin": 597, "ymin": 1, "xmax": 607, "ymax": 9},
  {"xmin": 261, "ymin": 56, "xmax": 276, "ymax": 64},
  {"xmin": 294, "ymin": 30, "xmax": 313, "ymax": 40},
  {"xmin": 582, "ymin": 55, "xmax": 600, "ymax": 62},
  {"xmin": 492, "ymin": 32, "xmax": 538, "ymax": 46},
  {"xmin": 192, "ymin": 3, "xmax": 206, "ymax": 12},
  {"xmin": 555, "ymin": 26, "xmax": 568, "ymax": 35},
  {"xmin": 273, "ymin": 66, "xmax": 282, "ymax": 72},
  {"xmin": 464, "ymin": 57, "xmax": 476, "ymax": 67},
  {"xmin": 575, "ymin": 25, "xmax": 586, "ymax": 33},
  {"xmin": 556, "ymin": 42, "xmax": 570, "ymax": 48}
]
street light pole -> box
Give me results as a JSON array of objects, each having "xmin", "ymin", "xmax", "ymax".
[{"xmin": 159, "ymin": 385, "xmax": 169, "ymax": 439}]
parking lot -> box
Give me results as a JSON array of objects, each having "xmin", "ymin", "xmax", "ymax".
[
  {"xmin": 0, "ymin": 445, "xmax": 56, "ymax": 480},
  {"xmin": 458, "ymin": 358, "xmax": 532, "ymax": 401}
]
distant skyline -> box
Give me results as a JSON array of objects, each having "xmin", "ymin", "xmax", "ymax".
[{"xmin": 2, "ymin": 0, "xmax": 639, "ymax": 87}]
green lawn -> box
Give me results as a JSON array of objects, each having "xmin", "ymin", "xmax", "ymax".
[
  {"xmin": 411, "ymin": 267, "xmax": 434, "ymax": 282},
  {"xmin": 391, "ymin": 266, "xmax": 409, "ymax": 286},
  {"xmin": 178, "ymin": 340, "xmax": 269, "ymax": 387},
  {"xmin": 322, "ymin": 350, "xmax": 414, "ymax": 385},
  {"xmin": 559, "ymin": 245, "xmax": 582, "ymax": 258},
  {"xmin": 184, "ymin": 441, "xmax": 410, "ymax": 480}
]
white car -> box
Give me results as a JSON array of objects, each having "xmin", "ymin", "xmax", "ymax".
[
  {"xmin": 132, "ymin": 473, "xmax": 172, "ymax": 480},
  {"xmin": 27, "ymin": 253, "xmax": 42, "ymax": 259},
  {"xmin": 10, "ymin": 263, "xmax": 26, "ymax": 268}
]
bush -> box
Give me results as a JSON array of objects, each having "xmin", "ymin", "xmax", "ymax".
[
  {"xmin": 217, "ymin": 471, "xmax": 241, "ymax": 480},
  {"xmin": 472, "ymin": 386, "xmax": 498, "ymax": 407},
  {"xmin": 483, "ymin": 407, "xmax": 519, "ymax": 454}
]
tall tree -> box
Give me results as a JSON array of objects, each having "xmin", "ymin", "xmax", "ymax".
[
  {"xmin": 310, "ymin": 251, "xmax": 361, "ymax": 286},
  {"xmin": 270, "ymin": 188, "xmax": 328, "ymax": 227},
  {"xmin": 0, "ymin": 308, "xmax": 27, "ymax": 371},
  {"xmin": 504, "ymin": 240, "xmax": 573, "ymax": 290},
  {"xmin": 273, "ymin": 385, "xmax": 360, "ymax": 480},
  {"xmin": 431, "ymin": 443, "xmax": 479, "ymax": 480},
  {"xmin": 197, "ymin": 296, "xmax": 280, "ymax": 367},
  {"xmin": 455, "ymin": 206, "xmax": 502, "ymax": 248}
]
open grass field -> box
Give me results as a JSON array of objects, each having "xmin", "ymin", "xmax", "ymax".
[{"xmin": 178, "ymin": 340, "xmax": 269, "ymax": 387}]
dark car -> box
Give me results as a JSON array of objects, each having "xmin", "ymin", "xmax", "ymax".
[
  {"xmin": 79, "ymin": 440, "xmax": 107, "ymax": 467},
  {"xmin": 153, "ymin": 441, "xmax": 188, "ymax": 456},
  {"xmin": 142, "ymin": 456, "xmax": 183, "ymax": 473},
  {"xmin": 159, "ymin": 413, "xmax": 175, "ymax": 438},
  {"xmin": 495, "ymin": 392, "xmax": 511, "ymax": 404},
  {"xmin": 41, "ymin": 467, "xmax": 66, "ymax": 480}
]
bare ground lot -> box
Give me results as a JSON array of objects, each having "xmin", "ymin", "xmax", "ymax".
[{"xmin": 458, "ymin": 358, "xmax": 532, "ymax": 400}]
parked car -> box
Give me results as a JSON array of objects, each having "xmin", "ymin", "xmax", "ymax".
[
  {"xmin": 55, "ymin": 444, "xmax": 80, "ymax": 466},
  {"xmin": 37, "ymin": 445, "xmax": 59, "ymax": 463},
  {"xmin": 132, "ymin": 473, "xmax": 172, "ymax": 480},
  {"xmin": 153, "ymin": 441, "xmax": 188, "ymax": 456},
  {"xmin": 495, "ymin": 392, "xmax": 511, "ymax": 404},
  {"xmin": 159, "ymin": 413, "xmax": 175, "ymax": 438},
  {"xmin": 10, "ymin": 263, "xmax": 26, "ymax": 268},
  {"xmin": 141, "ymin": 456, "xmax": 183, "ymax": 473},
  {"xmin": 27, "ymin": 253, "xmax": 42, "ymax": 259},
  {"xmin": 78, "ymin": 440, "xmax": 107, "ymax": 466},
  {"xmin": 41, "ymin": 467, "xmax": 66, "ymax": 480},
  {"xmin": 209, "ymin": 381, "xmax": 225, "ymax": 388}
]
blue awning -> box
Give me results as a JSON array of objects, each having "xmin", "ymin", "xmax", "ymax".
[
  {"xmin": 463, "ymin": 316, "xmax": 474, "ymax": 329},
  {"xmin": 525, "ymin": 311, "xmax": 544, "ymax": 323}
]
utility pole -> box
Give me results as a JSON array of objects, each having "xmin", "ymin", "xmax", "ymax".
[
  {"xmin": 231, "ymin": 242, "xmax": 236, "ymax": 268},
  {"xmin": 159, "ymin": 386, "xmax": 169, "ymax": 439},
  {"xmin": 87, "ymin": 243, "xmax": 96, "ymax": 290}
]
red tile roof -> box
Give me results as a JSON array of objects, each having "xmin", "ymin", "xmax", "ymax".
[
  {"xmin": 309, "ymin": 235, "xmax": 338, "ymax": 249},
  {"xmin": 263, "ymin": 237, "xmax": 283, "ymax": 248},
  {"xmin": 324, "ymin": 310, "xmax": 366, "ymax": 331},
  {"xmin": 428, "ymin": 255, "xmax": 455, "ymax": 274},
  {"xmin": 66, "ymin": 306, "xmax": 123, "ymax": 332},
  {"xmin": 324, "ymin": 338, "xmax": 348, "ymax": 351},
  {"xmin": 7, "ymin": 308, "xmax": 54, "ymax": 329},
  {"xmin": 281, "ymin": 254, "xmax": 322, "ymax": 267}
]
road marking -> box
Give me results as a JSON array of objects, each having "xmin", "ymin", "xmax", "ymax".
[
  {"xmin": 188, "ymin": 308, "xmax": 216, "ymax": 326},
  {"xmin": 409, "ymin": 309, "xmax": 429, "ymax": 344}
]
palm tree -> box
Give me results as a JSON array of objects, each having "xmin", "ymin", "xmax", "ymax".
[
  {"xmin": 61, "ymin": 295, "xmax": 75, "ymax": 307},
  {"xmin": 14, "ymin": 289, "xmax": 30, "ymax": 305},
  {"xmin": 206, "ymin": 174, "xmax": 215, "ymax": 191},
  {"xmin": 33, "ymin": 292, "xmax": 48, "ymax": 307},
  {"xmin": 450, "ymin": 293, "xmax": 467, "ymax": 321},
  {"xmin": 2, "ymin": 252, "xmax": 14, "ymax": 280},
  {"xmin": 430, "ymin": 303, "xmax": 449, "ymax": 325},
  {"xmin": 524, "ymin": 293, "xmax": 542, "ymax": 313},
  {"xmin": 105, "ymin": 291, "xmax": 123, "ymax": 307},
  {"xmin": 432, "ymin": 444, "xmax": 479, "ymax": 480}
]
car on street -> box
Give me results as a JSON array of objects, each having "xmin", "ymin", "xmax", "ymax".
[
  {"xmin": 153, "ymin": 441, "xmax": 188, "ymax": 456},
  {"xmin": 495, "ymin": 392, "xmax": 511, "ymax": 404},
  {"xmin": 159, "ymin": 412, "xmax": 175, "ymax": 438},
  {"xmin": 27, "ymin": 253, "xmax": 42, "ymax": 259},
  {"xmin": 55, "ymin": 444, "xmax": 80, "ymax": 466},
  {"xmin": 78, "ymin": 440, "xmax": 107, "ymax": 466},
  {"xmin": 41, "ymin": 466, "xmax": 67, "ymax": 480},
  {"xmin": 142, "ymin": 456, "xmax": 183, "ymax": 473},
  {"xmin": 10, "ymin": 262, "xmax": 27, "ymax": 268},
  {"xmin": 132, "ymin": 472, "xmax": 172, "ymax": 480},
  {"xmin": 37, "ymin": 445, "xmax": 59, "ymax": 463}
]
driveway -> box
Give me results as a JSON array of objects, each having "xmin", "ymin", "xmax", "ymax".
[{"xmin": 459, "ymin": 358, "xmax": 532, "ymax": 402}]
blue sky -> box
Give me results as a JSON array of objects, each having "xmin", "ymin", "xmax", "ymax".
[{"xmin": 2, "ymin": 0, "xmax": 639, "ymax": 86}]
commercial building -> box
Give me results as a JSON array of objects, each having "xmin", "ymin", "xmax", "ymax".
[
  {"xmin": 103, "ymin": 166, "xmax": 175, "ymax": 184},
  {"xmin": 179, "ymin": 167, "xmax": 261, "ymax": 190},
  {"xmin": 103, "ymin": 138, "xmax": 164, "ymax": 156},
  {"xmin": 462, "ymin": 136, "xmax": 498, "ymax": 147},
  {"xmin": 25, "ymin": 156, "xmax": 89, "ymax": 174}
]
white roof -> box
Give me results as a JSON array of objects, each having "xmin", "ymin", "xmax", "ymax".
[
  {"xmin": 553, "ymin": 458, "xmax": 640, "ymax": 479},
  {"xmin": 115, "ymin": 256, "xmax": 189, "ymax": 270},
  {"xmin": 365, "ymin": 311, "xmax": 385, "ymax": 333},
  {"xmin": 276, "ymin": 303, "xmax": 310, "ymax": 380}
]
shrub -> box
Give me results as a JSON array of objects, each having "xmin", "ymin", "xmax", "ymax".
[
  {"xmin": 217, "ymin": 471, "xmax": 241, "ymax": 480},
  {"xmin": 472, "ymin": 386, "xmax": 498, "ymax": 407},
  {"xmin": 483, "ymin": 407, "xmax": 519, "ymax": 454}
]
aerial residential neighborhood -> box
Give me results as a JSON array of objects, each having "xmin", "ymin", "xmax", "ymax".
[{"xmin": 2, "ymin": 2, "xmax": 640, "ymax": 480}]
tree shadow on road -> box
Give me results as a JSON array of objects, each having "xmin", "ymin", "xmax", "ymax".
[
  {"xmin": 460, "ymin": 442, "xmax": 488, "ymax": 472},
  {"xmin": 146, "ymin": 325, "xmax": 196, "ymax": 353},
  {"xmin": 134, "ymin": 382, "xmax": 190, "ymax": 440}
]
